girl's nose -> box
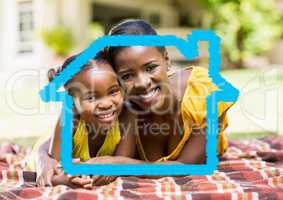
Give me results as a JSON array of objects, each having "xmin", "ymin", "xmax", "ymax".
[{"xmin": 96, "ymin": 99, "xmax": 113, "ymax": 110}]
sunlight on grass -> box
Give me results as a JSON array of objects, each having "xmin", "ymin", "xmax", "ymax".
[{"xmin": 0, "ymin": 67, "xmax": 283, "ymax": 146}]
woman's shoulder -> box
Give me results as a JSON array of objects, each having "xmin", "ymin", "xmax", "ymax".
[
  {"xmin": 169, "ymin": 66, "xmax": 213, "ymax": 101},
  {"xmin": 168, "ymin": 66, "xmax": 192, "ymax": 100},
  {"xmin": 188, "ymin": 66, "xmax": 219, "ymax": 95},
  {"xmin": 118, "ymin": 104, "xmax": 138, "ymax": 123},
  {"xmin": 186, "ymin": 66, "xmax": 212, "ymax": 83}
]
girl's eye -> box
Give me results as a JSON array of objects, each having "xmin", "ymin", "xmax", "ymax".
[
  {"xmin": 145, "ymin": 65, "xmax": 158, "ymax": 73},
  {"xmin": 109, "ymin": 88, "xmax": 120, "ymax": 96},
  {"xmin": 120, "ymin": 73, "xmax": 133, "ymax": 81},
  {"xmin": 85, "ymin": 96, "xmax": 95, "ymax": 102}
]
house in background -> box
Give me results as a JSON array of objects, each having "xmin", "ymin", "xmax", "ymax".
[
  {"xmin": 0, "ymin": 0, "xmax": 204, "ymax": 72},
  {"xmin": 1, "ymin": 0, "xmax": 282, "ymax": 72},
  {"xmin": 0, "ymin": 0, "xmax": 90, "ymax": 72}
]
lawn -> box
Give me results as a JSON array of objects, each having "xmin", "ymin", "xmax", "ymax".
[
  {"xmin": 221, "ymin": 67, "xmax": 283, "ymax": 136},
  {"xmin": 0, "ymin": 67, "xmax": 283, "ymax": 146}
]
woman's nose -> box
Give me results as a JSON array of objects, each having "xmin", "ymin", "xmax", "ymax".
[{"xmin": 134, "ymin": 73, "xmax": 151, "ymax": 90}]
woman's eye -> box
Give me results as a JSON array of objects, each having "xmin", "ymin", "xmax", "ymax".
[
  {"xmin": 145, "ymin": 65, "xmax": 157, "ymax": 73},
  {"xmin": 120, "ymin": 73, "xmax": 133, "ymax": 81}
]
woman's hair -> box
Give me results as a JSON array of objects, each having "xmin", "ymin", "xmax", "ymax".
[
  {"xmin": 47, "ymin": 50, "xmax": 109, "ymax": 94},
  {"xmin": 107, "ymin": 19, "xmax": 167, "ymax": 67}
]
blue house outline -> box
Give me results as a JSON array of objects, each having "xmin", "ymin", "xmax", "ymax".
[{"xmin": 39, "ymin": 31, "xmax": 239, "ymax": 176}]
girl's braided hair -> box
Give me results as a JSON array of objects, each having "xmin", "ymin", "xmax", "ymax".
[{"xmin": 47, "ymin": 50, "xmax": 109, "ymax": 85}]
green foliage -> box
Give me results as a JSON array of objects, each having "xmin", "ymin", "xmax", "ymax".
[
  {"xmin": 87, "ymin": 22, "xmax": 105, "ymax": 42},
  {"xmin": 41, "ymin": 26, "xmax": 74, "ymax": 56},
  {"xmin": 201, "ymin": 0, "xmax": 283, "ymax": 67}
]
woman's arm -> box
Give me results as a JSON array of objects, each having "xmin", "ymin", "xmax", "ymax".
[
  {"xmin": 114, "ymin": 107, "xmax": 137, "ymax": 157},
  {"xmin": 175, "ymin": 113, "xmax": 226, "ymax": 164}
]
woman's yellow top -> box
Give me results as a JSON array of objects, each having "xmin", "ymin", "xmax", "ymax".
[
  {"xmin": 72, "ymin": 118, "xmax": 121, "ymax": 161},
  {"xmin": 136, "ymin": 66, "xmax": 234, "ymax": 162}
]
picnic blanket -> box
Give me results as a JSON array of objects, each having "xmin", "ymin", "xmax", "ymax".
[{"xmin": 1, "ymin": 136, "xmax": 283, "ymax": 200}]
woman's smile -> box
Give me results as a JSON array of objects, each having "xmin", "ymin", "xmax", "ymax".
[{"xmin": 137, "ymin": 86, "xmax": 161, "ymax": 106}]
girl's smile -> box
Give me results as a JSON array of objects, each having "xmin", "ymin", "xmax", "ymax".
[{"xmin": 95, "ymin": 110, "xmax": 117, "ymax": 124}]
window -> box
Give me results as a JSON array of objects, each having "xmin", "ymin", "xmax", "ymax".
[{"xmin": 18, "ymin": 1, "xmax": 33, "ymax": 54}]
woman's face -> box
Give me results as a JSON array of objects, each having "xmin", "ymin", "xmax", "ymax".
[{"xmin": 113, "ymin": 46, "xmax": 170, "ymax": 113}]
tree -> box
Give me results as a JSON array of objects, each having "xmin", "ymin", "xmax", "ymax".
[{"xmin": 201, "ymin": 0, "xmax": 283, "ymax": 68}]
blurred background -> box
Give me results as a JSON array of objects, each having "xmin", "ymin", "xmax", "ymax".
[{"xmin": 0, "ymin": 0, "xmax": 283, "ymax": 146}]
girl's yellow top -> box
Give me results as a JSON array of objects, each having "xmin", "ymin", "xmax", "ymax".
[
  {"xmin": 136, "ymin": 66, "xmax": 234, "ymax": 162},
  {"xmin": 28, "ymin": 118, "xmax": 121, "ymax": 171},
  {"xmin": 72, "ymin": 118, "xmax": 121, "ymax": 161}
]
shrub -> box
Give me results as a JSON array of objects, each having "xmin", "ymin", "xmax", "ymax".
[
  {"xmin": 41, "ymin": 26, "xmax": 74, "ymax": 56},
  {"xmin": 201, "ymin": 0, "xmax": 283, "ymax": 67}
]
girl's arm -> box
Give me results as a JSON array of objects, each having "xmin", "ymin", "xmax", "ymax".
[
  {"xmin": 47, "ymin": 115, "xmax": 92, "ymax": 187},
  {"xmin": 49, "ymin": 115, "xmax": 62, "ymax": 161},
  {"xmin": 35, "ymin": 116, "xmax": 61, "ymax": 186},
  {"xmin": 35, "ymin": 137, "xmax": 58, "ymax": 186},
  {"xmin": 49, "ymin": 114, "xmax": 79, "ymax": 161}
]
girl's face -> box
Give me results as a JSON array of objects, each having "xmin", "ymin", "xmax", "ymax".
[
  {"xmin": 113, "ymin": 46, "xmax": 170, "ymax": 113},
  {"xmin": 70, "ymin": 61, "xmax": 123, "ymax": 130}
]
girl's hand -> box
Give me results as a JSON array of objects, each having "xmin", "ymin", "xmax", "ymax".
[
  {"xmin": 52, "ymin": 173, "xmax": 93, "ymax": 189},
  {"xmin": 36, "ymin": 156, "xmax": 59, "ymax": 186},
  {"xmin": 51, "ymin": 158, "xmax": 93, "ymax": 189}
]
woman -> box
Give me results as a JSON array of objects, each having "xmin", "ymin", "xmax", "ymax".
[{"xmin": 106, "ymin": 19, "xmax": 234, "ymax": 163}]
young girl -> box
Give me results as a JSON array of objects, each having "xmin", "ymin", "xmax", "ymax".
[{"xmin": 33, "ymin": 51, "xmax": 138, "ymax": 188}]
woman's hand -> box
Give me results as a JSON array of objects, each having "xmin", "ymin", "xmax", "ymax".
[
  {"xmin": 86, "ymin": 156, "xmax": 144, "ymax": 164},
  {"xmin": 91, "ymin": 175, "xmax": 117, "ymax": 186},
  {"xmin": 257, "ymin": 151, "xmax": 283, "ymax": 162},
  {"xmin": 86, "ymin": 156, "xmax": 116, "ymax": 164},
  {"xmin": 85, "ymin": 156, "xmax": 119, "ymax": 186}
]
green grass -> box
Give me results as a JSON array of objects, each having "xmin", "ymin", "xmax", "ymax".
[
  {"xmin": 0, "ymin": 137, "xmax": 38, "ymax": 148},
  {"xmin": 227, "ymin": 131, "xmax": 276, "ymax": 140},
  {"xmin": 1, "ymin": 67, "xmax": 283, "ymax": 146}
]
